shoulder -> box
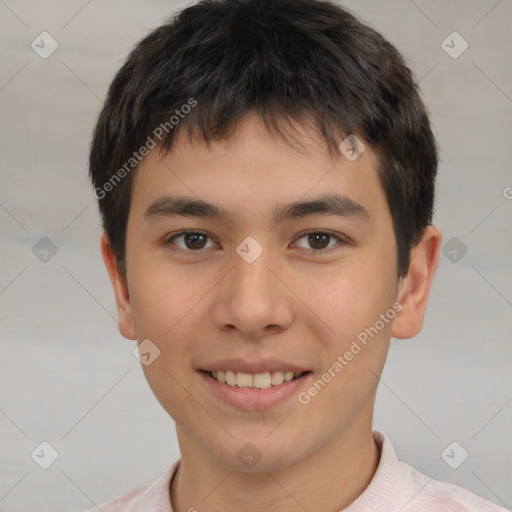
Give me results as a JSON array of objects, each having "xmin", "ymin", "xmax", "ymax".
[
  {"xmin": 367, "ymin": 431, "xmax": 509, "ymax": 512},
  {"xmin": 82, "ymin": 460, "xmax": 180, "ymax": 512},
  {"xmin": 82, "ymin": 483, "xmax": 151, "ymax": 511},
  {"xmin": 396, "ymin": 459, "xmax": 510, "ymax": 512}
]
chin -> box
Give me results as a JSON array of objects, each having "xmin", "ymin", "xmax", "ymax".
[{"xmin": 208, "ymin": 434, "xmax": 310, "ymax": 473}]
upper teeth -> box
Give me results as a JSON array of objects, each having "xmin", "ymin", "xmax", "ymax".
[{"xmin": 211, "ymin": 370, "xmax": 303, "ymax": 389}]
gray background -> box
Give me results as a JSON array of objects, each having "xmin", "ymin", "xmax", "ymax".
[{"xmin": 1, "ymin": 1, "xmax": 511, "ymax": 510}]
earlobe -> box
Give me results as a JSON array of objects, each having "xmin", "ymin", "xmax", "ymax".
[
  {"xmin": 100, "ymin": 233, "xmax": 137, "ymax": 340},
  {"xmin": 391, "ymin": 226, "xmax": 442, "ymax": 339}
]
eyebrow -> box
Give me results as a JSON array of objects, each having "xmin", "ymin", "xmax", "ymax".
[{"xmin": 143, "ymin": 193, "xmax": 370, "ymax": 225}]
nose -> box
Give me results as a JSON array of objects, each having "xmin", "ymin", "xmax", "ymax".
[{"xmin": 210, "ymin": 240, "xmax": 294, "ymax": 341}]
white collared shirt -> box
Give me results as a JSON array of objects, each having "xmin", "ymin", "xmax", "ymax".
[{"xmin": 86, "ymin": 430, "xmax": 510, "ymax": 511}]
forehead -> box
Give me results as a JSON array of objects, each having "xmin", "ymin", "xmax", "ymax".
[{"xmin": 129, "ymin": 114, "xmax": 389, "ymax": 229}]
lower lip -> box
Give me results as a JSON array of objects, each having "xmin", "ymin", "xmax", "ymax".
[{"xmin": 198, "ymin": 371, "xmax": 312, "ymax": 411}]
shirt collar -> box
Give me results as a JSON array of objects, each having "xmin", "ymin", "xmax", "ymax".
[{"xmin": 341, "ymin": 429, "xmax": 399, "ymax": 511}]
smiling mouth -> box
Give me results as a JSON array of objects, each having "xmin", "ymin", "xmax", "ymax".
[{"xmin": 203, "ymin": 370, "xmax": 309, "ymax": 389}]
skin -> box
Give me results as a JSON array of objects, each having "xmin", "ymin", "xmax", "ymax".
[{"xmin": 101, "ymin": 111, "xmax": 441, "ymax": 512}]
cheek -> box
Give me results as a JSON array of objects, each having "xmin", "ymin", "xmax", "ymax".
[
  {"xmin": 298, "ymin": 263, "xmax": 396, "ymax": 413},
  {"xmin": 128, "ymin": 267, "xmax": 195, "ymax": 404},
  {"xmin": 129, "ymin": 259, "xmax": 203, "ymax": 338},
  {"xmin": 129, "ymin": 268, "xmax": 197, "ymax": 421},
  {"xmin": 301, "ymin": 262, "xmax": 396, "ymax": 342}
]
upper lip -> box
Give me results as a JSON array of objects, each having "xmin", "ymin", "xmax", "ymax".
[{"xmin": 199, "ymin": 358, "xmax": 310, "ymax": 374}]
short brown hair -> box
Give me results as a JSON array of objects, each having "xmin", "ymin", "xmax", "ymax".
[{"xmin": 89, "ymin": 0, "xmax": 438, "ymax": 277}]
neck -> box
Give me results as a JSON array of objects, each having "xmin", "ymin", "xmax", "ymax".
[{"xmin": 170, "ymin": 421, "xmax": 380, "ymax": 512}]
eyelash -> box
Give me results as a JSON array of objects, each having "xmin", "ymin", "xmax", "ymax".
[{"xmin": 164, "ymin": 230, "xmax": 347, "ymax": 254}]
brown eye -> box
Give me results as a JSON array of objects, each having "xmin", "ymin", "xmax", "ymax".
[
  {"xmin": 307, "ymin": 233, "xmax": 330, "ymax": 250},
  {"xmin": 183, "ymin": 233, "xmax": 208, "ymax": 250},
  {"xmin": 168, "ymin": 231, "xmax": 214, "ymax": 251},
  {"xmin": 294, "ymin": 231, "xmax": 343, "ymax": 252}
]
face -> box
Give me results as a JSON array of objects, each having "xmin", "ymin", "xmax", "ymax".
[{"xmin": 104, "ymin": 113, "xmax": 432, "ymax": 473}]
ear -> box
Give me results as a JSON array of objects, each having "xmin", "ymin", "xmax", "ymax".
[
  {"xmin": 391, "ymin": 226, "xmax": 442, "ymax": 339},
  {"xmin": 100, "ymin": 232, "xmax": 137, "ymax": 340}
]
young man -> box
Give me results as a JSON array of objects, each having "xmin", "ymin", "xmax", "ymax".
[{"xmin": 87, "ymin": 0, "xmax": 509, "ymax": 510}]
